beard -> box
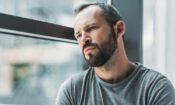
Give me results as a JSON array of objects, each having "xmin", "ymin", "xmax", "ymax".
[{"xmin": 83, "ymin": 29, "xmax": 117, "ymax": 67}]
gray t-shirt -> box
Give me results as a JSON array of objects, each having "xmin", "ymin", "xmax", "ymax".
[{"xmin": 56, "ymin": 64, "xmax": 175, "ymax": 105}]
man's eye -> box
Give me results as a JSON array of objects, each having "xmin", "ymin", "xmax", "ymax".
[{"xmin": 76, "ymin": 34, "xmax": 81, "ymax": 39}]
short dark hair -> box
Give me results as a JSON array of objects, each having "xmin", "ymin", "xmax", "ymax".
[{"xmin": 74, "ymin": 2, "xmax": 122, "ymax": 26}]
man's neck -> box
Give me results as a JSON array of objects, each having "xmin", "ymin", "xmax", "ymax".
[{"xmin": 94, "ymin": 51, "xmax": 136, "ymax": 83}]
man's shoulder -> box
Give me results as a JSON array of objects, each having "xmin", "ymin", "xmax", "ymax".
[
  {"xmin": 136, "ymin": 64, "xmax": 175, "ymax": 104},
  {"xmin": 56, "ymin": 68, "xmax": 93, "ymax": 105},
  {"xmin": 136, "ymin": 63, "xmax": 166, "ymax": 81},
  {"xmin": 136, "ymin": 63, "xmax": 173, "ymax": 90},
  {"xmin": 71, "ymin": 67, "xmax": 93, "ymax": 84}
]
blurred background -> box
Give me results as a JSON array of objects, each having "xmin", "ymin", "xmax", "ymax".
[{"xmin": 0, "ymin": 0, "xmax": 174, "ymax": 105}]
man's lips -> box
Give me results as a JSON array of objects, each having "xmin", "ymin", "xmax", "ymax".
[{"xmin": 84, "ymin": 46, "xmax": 95, "ymax": 54}]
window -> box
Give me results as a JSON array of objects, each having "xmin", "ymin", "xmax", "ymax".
[{"xmin": 0, "ymin": 0, "xmax": 108, "ymax": 105}]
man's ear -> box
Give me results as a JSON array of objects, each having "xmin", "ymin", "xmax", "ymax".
[{"xmin": 113, "ymin": 20, "xmax": 126, "ymax": 38}]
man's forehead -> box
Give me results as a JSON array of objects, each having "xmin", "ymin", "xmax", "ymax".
[
  {"xmin": 74, "ymin": 5, "xmax": 103, "ymax": 27},
  {"xmin": 78, "ymin": 5, "xmax": 102, "ymax": 14}
]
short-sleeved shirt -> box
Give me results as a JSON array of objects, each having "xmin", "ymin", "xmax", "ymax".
[{"xmin": 56, "ymin": 63, "xmax": 175, "ymax": 105}]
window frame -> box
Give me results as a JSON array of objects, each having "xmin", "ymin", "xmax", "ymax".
[{"xmin": 0, "ymin": 13, "xmax": 77, "ymax": 44}]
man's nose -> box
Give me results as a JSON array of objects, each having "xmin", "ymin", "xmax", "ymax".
[{"xmin": 80, "ymin": 33, "xmax": 91, "ymax": 46}]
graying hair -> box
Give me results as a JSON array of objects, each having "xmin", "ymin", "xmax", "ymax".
[{"xmin": 74, "ymin": 2, "xmax": 122, "ymax": 26}]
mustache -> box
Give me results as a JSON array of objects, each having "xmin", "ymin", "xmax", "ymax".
[{"xmin": 83, "ymin": 43, "xmax": 98, "ymax": 51}]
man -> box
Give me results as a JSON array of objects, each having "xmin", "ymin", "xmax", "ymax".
[{"xmin": 56, "ymin": 3, "xmax": 175, "ymax": 105}]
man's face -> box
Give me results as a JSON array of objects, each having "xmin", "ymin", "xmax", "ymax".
[{"xmin": 74, "ymin": 6, "xmax": 117, "ymax": 67}]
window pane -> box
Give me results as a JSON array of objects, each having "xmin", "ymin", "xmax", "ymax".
[
  {"xmin": 0, "ymin": 33, "xmax": 82, "ymax": 105},
  {"xmin": 0, "ymin": 0, "xmax": 106, "ymax": 27}
]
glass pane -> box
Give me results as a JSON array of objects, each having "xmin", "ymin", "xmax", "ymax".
[
  {"xmin": 0, "ymin": 33, "xmax": 83, "ymax": 105},
  {"xmin": 0, "ymin": 0, "xmax": 106, "ymax": 27}
]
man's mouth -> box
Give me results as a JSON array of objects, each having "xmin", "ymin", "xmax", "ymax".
[{"xmin": 84, "ymin": 46, "xmax": 96, "ymax": 54}]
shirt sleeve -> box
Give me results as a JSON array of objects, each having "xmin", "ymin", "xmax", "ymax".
[
  {"xmin": 55, "ymin": 78, "xmax": 74, "ymax": 105},
  {"xmin": 148, "ymin": 77, "xmax": 175, "ymax": 105}
]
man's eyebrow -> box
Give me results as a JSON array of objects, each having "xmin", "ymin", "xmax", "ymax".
[
  {"xmin": 75, "ymin": 22, "xmax": 98, "ymax": 35},
  {"xmin": 84, "ymin": 23, "xmax": 98, "ymax": 28}
]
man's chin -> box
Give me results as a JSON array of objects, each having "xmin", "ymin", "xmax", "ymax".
[{"xmin": 85, "ymin": 58, "xmax": 102, "ymax": 67}]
